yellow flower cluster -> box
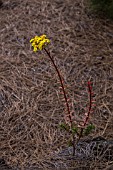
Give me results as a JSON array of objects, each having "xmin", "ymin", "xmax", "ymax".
[{"xmin": 30, "ymin": 35, "xmax": 50, "ymax": 52}]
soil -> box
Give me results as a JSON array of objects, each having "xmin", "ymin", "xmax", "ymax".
[{"xmin": 0, "ymin": 0, "xmax": 113, "ymax": 169}]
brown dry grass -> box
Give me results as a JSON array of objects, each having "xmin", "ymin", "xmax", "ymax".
[{"xmin": 0, "ymin": 0, "xmax": 113, "ymax": 169}]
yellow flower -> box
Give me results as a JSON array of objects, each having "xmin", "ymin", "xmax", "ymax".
[{"xmin": 30, "ymin": 35, "xmax": 50, "ymax": 52}]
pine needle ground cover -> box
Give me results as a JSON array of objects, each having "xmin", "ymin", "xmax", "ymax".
[{"xmin": 0, "ymin": 0, "xmax": 113, "ymax": 169}]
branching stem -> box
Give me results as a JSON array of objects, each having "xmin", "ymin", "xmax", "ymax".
[{"xmin": 44, "ymin": 48, "xmax": 93, "ymax": 157}]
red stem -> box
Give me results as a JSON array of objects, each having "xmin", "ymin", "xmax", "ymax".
[
  {"xmin": 44, "ymin": 48, "xmax": 72, "ymax": 123},
  {"xmin": 75, "ymin": 81, "xmax": 93, "ymax": 149},
  {"xmin": 83, "ymin": 81, "xmax": 92, "ymax": 126}
]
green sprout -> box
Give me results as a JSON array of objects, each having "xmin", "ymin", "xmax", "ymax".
[{"xmin": 83, "ymin": 124, "xmax": 95, "ymax": 136}]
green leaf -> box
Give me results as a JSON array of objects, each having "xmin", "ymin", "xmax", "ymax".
[
  {"xmin": 68, "ymin": 139, "xmax": 73, "ymax": 147},
  {"xmin": 84, "ymin": 124, "xmax": 95, "ymax": 136},
  {"xmin": 59, "ymin": 123, "xmax": 70, "ymax": 131},
  {"xmin": 71, "ymin": 127, "xmax": 78, "ymax": 135}
]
